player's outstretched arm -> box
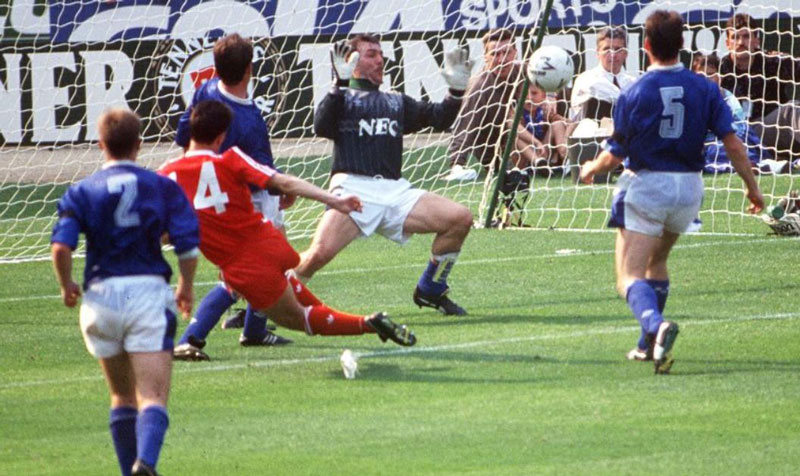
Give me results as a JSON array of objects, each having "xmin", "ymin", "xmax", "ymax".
[
  {"xmin": 722, "ymin": 132, "xmax": 764, "ymax": 213},
  {"xmin": 51, "ymin": 242, "xmax": 81, "ymax": 308},
  {"xmin": 580, "ymin": 150, "xmax": 623, "ymax": 184},
  {"xmin": 269, "ymin": 173, "xmax": 363, "ymax": 214}
]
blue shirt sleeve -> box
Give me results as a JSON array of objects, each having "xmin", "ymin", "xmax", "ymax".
[
  {"xmin": 604, "ymin": 92, "xmax": 629, "ymax": 158},
  {"xmin": 162, "ymin": 177, "xmax": 200, "ymax": 256},
  {"xmin": 240, "ymin": 116, "xmax": 275, "ymax": 167},
  {"xmin": 51, "ymin": 187, "xmax": 83, "ymax": 250},
  {"xmin": 708, "ymin": 82, "xmax": 736, "ymax": 140},
  {"xmin": 175, "ymin": 104, "xmax": 193, "ymax": 148}
]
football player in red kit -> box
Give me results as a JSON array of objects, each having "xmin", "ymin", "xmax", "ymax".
[{"xmin": 159, "ymin": 100, "xmax": 416, "ymax": 353}]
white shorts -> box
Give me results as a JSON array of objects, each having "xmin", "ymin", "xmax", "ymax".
[
  {"xmin": 79, "ymin": 276, "xmax": 177, "ymax": 359},
  {"xmin": 251, "ymin": 189, "xmax": 285, "ymax": 229},
  {"xmin": 608, "ymin": 170, "xmax": 704, "ymax": 236},
  {"xmin": 330, "ymin": 173, "xmax": 426, "ymax": 244}
]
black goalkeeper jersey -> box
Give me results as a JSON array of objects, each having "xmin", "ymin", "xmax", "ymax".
[{"xmin": 314, "ymin": 79, "xmax": 462, "ymax": 180}]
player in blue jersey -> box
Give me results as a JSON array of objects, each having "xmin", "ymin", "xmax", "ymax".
[
  {"xmin": 51, "ymin": 109, "xmax": 200, "ymax": 475},
  {"xmin": 174, "ymin": 33, "xmax": 291, "ymax": 360},
  {"xmin": 580, "ymin": 11, "xmax": 763, "ymax": 374},
  {"xmin": 295, "ymin": 34, "xmax": 474, "ymax": 315}
]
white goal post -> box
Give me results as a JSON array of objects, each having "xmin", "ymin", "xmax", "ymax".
[{"xmin": 0, "ymin": 1, "xmax": 798, "ymax": 262}]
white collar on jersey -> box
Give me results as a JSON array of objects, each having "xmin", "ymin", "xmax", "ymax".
[
  {"xmin": 183, "ymin": 149, "xmax": 221, "ymax": 158},
  {"xmin": 102, "ymin": 159, "xmax": 140, "ymax": 169},
  {"xmin": 646, "ymin": 62, "xmax": 684, "ymax": 72},
  {"xmin": 218, "ymin": 82, "xmax": 253, "ymax": 105}
]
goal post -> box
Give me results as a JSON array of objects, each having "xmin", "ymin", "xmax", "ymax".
[{"xmin": 1, "ymin": 1, "xmax": 799, "ymax": 263}]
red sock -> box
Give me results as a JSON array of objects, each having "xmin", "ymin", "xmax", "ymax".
[
  {"xmin": 303, "ymin": 305, "xmax": 374, "ymax": 335},
  {"xmin": 287, "ymin": 273, "xmax": 322, "ymax": 306}
]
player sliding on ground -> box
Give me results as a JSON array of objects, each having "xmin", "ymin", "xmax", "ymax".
[
  {"xmin": 295, "ymin": 34, "xmax": 474, "ymax": 316},
  {"xmin": 160, "ymin": 100, "xmax": 416, "ymax": 361},
  {"xmin": 580, "ymin": 10, "xmax": 763, "ymax": 374}
]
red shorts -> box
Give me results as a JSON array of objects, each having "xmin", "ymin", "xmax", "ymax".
[{"xmin": 219, "ymin": 224, "xmax": 300, "ymax": 310}]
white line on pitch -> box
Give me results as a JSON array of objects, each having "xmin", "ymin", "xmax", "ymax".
[
  {"xmin": 2, "ymin": 235, "xmax": 795, "ymax": 304},
  {"xmin": 1, "ymin": 311, "xmax": 796, "ymax": 391}
]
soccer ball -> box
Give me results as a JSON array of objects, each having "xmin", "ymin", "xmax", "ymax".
[{"xmin": 526, "ymin": 46, "xmax": 574, "ymax": 92}]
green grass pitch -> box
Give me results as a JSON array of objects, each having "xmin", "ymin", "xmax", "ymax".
[{"xmin": 1, "ymin": 227, "xmax": 799, "ymax": 475}]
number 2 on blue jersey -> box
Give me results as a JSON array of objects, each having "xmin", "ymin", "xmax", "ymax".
[
  {"xmin": 107, "ymin": 173, "xmax": 141, "ymax": 227},
  {"xmin": 659, "ymin": 86, "xmax": 684, "ymax": 139}
]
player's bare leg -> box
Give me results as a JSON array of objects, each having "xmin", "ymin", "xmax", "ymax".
[
  {"xmin": 260, "ymin": 284, "xmax": 415, "ymax": 346},
  {"xmin": 645, "ymin": 230, "xmax": 679, "ymax": 281},
  {"xmin": 403, "ymin": 192, "xmax": 472, "ymax": 255},
  {"xmin": 614, "ymin": 229, "xmax": 626, "ymax": 298},
  {"xmin": 615, "ymin": 227, "xmax": 679, "ymax": 298},
  {"xmin": 100, "ymin": 353, "xmax": 139, "ymax": 476},
  {"xmin": 619, "ymin": 229, "xmax": 680, "ymax": 373},
  {"xmin": 295, "ymin": 209, "xmax": 362, "ymax": 282},
  {"xmin": 100, "ymin": 352, "xmax": 137, "ymax": 408},
  {"xmin": 127, "ymin": 351, "xmax": 173, "ymax": 475},
  {"xmin": 129, "ymin": 351, "xmax": 172, "ymax": 409},
  {"xmin": 101, "ymin": 351, "xmax": 175, "ymax": 475},
  {"xmin": 404, "ymin": 193, "xmax": 473, "ymax": 315}
]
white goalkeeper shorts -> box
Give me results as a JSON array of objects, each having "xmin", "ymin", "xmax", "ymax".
[
  {"xmin": 330, "ymin": 173, "xmax": 426, "ymax": 244},
  {"xmin": 607, "ymin": 169, "xmax": 704, "ymax": 237},
  {"xmin": 79, "ymin": 275, "xmax": 177, "ymax": 359},
  {"xmin": 251, "ymin": 189, "xmax": 285, "ymax": 229}
]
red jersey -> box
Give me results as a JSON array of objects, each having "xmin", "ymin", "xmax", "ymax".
[{"xmin": 158, "ymin": 146, "xmax": 276, "ymax": 266}]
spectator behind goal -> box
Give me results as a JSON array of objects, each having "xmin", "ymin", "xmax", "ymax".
[
  {"xmin": 509, "ymin": 82, "xmax": 570, "ymax": 179},
  {"xmin": 445, "ymin": 28, "xmax": 522, "ymax": 181},
  {"xmin": 691, "ymin": 52, "xmax": 770, "ymax": 173},
  {"xmin": 569, "ymin": 26, "xmax": 636, "ymax": 122},
  {"xmin": 720, "ymin": 13, "xmax": 800, "ymax": 165}
]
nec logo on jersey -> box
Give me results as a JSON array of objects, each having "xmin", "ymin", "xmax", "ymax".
[{"xmin": 359, "ymin": 118, "xmax": 399, "ymax": 137}]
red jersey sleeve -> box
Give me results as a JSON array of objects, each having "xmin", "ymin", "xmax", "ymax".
[{"xmin": 226, "ymin": 146, "xmax": 276, "ymax": 189}]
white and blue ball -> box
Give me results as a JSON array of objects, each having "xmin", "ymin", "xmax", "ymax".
[{"xmin": 526, "ymin": 46, "xmax": 574, "ymax": 92}]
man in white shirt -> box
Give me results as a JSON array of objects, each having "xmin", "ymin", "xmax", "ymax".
[{"xmin": 570, "ymin": 26, "xmax": 637, "ymax": 121}]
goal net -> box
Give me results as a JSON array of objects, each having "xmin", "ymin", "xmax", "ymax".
[{"xmin": 0, "ymin": 1, "xmax": 797, "ymax": 262}]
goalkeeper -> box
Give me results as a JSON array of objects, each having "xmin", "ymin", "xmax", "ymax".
[{"xmin": 295, "ymin": 34, "xmax": 474, "ymax": 315}]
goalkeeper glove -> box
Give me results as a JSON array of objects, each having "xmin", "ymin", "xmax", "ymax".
[
  {"xmin": 330, "ymin": 40, "xmax": 360, "ymax": 82},
  {"xmin": 441, "ymin": 47, "xmax": 473, "ymax": 92}
]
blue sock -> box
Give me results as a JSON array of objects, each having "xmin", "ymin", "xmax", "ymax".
[
  {"xmin": 242, "ymin": 305, "xmax": 268, "ymax": 340},
  {"xmin": 136, "ymin": 406, "xmax": 169, "ymax": 469},
  {"xmin": 647, "ymin": 279, "xmax": 670, "ymax": 313},
  {"xmin": 636, "ymin": 279, "xmax": 670, "ymax": 349},
  {"xmin": 626, "ymin": 280, "xmax": 664, "ymax": 335},
  {"xmin": 109, "ymin": 406, "xmax": 137, "ymax": 476},
  {"xmin": 417, "ymin": 252, "xmax": 458, "ymax": 296},
  {"xmin": 178, "ymin": 284, "xmax": 235, "ymax": 345}
]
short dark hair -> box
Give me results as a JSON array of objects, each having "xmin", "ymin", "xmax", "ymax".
[
  {"xmin": 691, "ymin": 52, "xmax": 720, "ymax": 72},
  {"xmin": 645, "ymin": 10, "xmax": 684, "ymax": 61},
  {"xmin": 97, "ymin": 108, "xmax": 141, "ymax": 159},
  {"xmin": 597, "ymin": 26, "xmax": 627, "ymax": 45},
  {"xmin": 213, "ymin": 33, "xmax": 253, "ymax": 85},
  {"xmin": 347, "ymin": 33, "xmax": 380, "ymax": 55},
  {"xmin": 726, "ymin": 13, "xmax": 759, "ymax": 37},
  {"xmin": 482, "ymin": 28, "xmax": 515, "ymax": 48},
  {"xmin": 190, "ymin": 100, "xmax": 232, "ymax": 144}
]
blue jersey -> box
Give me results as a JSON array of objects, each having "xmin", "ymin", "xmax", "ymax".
[
  {"xmin": 51, "ymin": 161, "xmax": 200, "ymax": 288},
  {"xmin": 175, "ymin": 78, "xmax": 275, "ymax": 167},
  {"xmin": 605, "ymin": 64, "xmax": 735, "ymax": 172},
  {"xmin": 522, "ymin": 107, "xmax": 546, "ymax": 141}
]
